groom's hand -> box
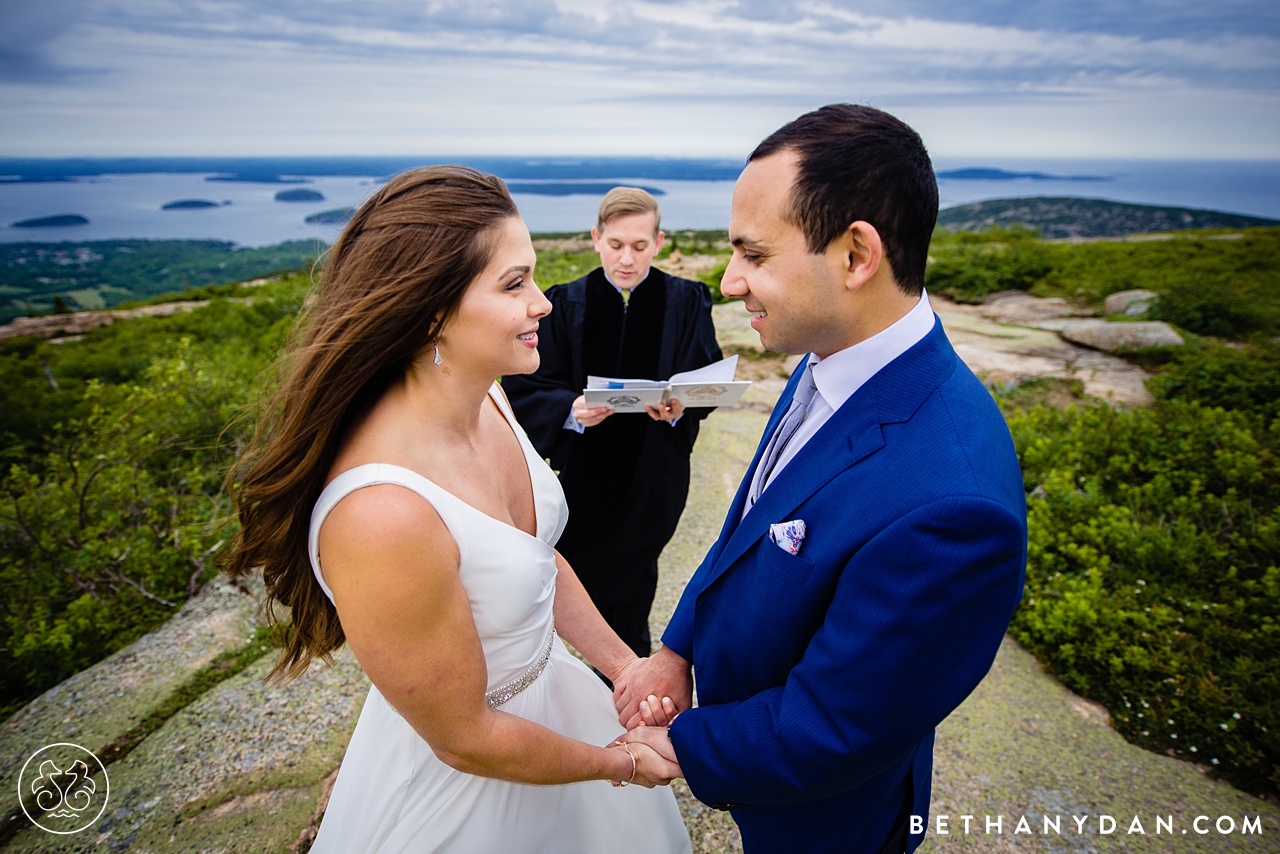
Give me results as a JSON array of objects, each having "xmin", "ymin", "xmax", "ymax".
[{"xmin": 613, "ymin": 645, "xmax": 691, "ymax": 728}]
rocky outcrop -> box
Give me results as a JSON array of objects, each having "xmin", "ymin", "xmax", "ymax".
[
  {"xmin": 0, "ymin": 576, "xmax": 262, "ymax": 837},
  {"xmin": 934, "ymin": 301, "xmax": 1156, "ymax": 405},
  {"xmin": 715, "ymin": 293, "xmax": 1163, "ymax": 406},
  {"xmin": 1105, "ymin": 288, "xmax": 1159, "ymax": 318},
  {"xmin": 0, "ymin": 303, "xmax": 210, "ymax": 343},
  {"xmin": 655, "ymin": 250, "xmax": 723, "ymax": 283},
  {"xmin": 530, "ymin": 236, "xmax": 593, "ymax": 254},
  {"xmin": 1055, "ymin": 319, "xmax": 1185, "ymax": 352},
  {"xmin": 978, "ymin": 290, "xmax": 1092, "ymax": 325},
  {"xmin": 5, "ymin": 649, "xmax": 369, "ymax": 853}
]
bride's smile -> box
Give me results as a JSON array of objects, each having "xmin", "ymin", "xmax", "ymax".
[{"xmin": 434, "ymin": 216, "xmax": 550, "ymax": 380}]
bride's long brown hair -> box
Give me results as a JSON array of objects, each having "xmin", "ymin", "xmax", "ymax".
[{"xmin": 227, "ymin": 165, "xmax": 519, "ymax": 680}]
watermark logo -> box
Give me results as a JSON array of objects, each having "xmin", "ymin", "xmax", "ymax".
[{"xmin": 17, "ymin": 743, "xmax": 109, "ymax": 835}]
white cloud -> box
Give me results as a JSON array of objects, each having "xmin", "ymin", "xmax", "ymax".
[{"xmin": 0, "ymin": 0, "xmax": 1277, "ymax": 157}]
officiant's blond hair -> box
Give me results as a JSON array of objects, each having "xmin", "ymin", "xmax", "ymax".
[{"xmin": 597, "ymin": 187, "xmax": 661, "ymax": 233}]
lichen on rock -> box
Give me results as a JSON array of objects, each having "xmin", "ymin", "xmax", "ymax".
[{"xmin": 0, "ymin": 575, "xmax": 263, "ymax": 833}]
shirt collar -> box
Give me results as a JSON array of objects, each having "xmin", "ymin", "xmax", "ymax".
[
  {"xmin": 809, "ymin": 290, "xmax": 936, "ymax": 413},
  {"xmin": 603, "ymin": 267, "xmax": 651, "ymax": 293}
]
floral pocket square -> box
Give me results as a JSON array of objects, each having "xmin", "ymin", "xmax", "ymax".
[{"xmin": 768, "ymin": 519, "xmax": 807, "ymax": 556}]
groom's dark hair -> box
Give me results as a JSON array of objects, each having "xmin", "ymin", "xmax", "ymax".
[{"xmin": 750, "ymin": 104, "xmax": 938, "ymax": 297}]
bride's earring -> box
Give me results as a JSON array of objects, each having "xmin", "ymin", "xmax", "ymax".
[{"xmin": 433, "ymin": 343, "xmax": 442, "ymax": 366}]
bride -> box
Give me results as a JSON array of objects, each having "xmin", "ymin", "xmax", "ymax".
[{"xmin": 228, "ymin": 165, "xmax": 691, "ymax": 853}]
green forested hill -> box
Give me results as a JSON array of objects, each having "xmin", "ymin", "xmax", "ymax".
[
  {"xmin": 937, "ymin": 196, "xmax": 1280, "ymax": 238},
  {"xmin": 0, "ymin": 239, "xmax": 321, "ymax": 323}
]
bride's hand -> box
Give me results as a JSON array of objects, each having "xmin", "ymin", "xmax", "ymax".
[{"xmin": 608, "ymin": 741, "xmax": 682, "ymax": 788}]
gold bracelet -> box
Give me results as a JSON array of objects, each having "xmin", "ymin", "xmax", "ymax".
[{"xmin": 610, "ymin": 743, "xmax": 637, "ymax": 788}]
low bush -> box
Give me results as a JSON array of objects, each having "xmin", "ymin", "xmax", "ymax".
[
  {"xmin": 1007, "ymin": 399, "xmax": 1279, "ymax": 795},
  {"xmin": 925, "ymin": 229, "xmax": 1053, "ymax": 302},
  {"xmin": 1149, "ymin": 339, "xmax": 1280, "ymax": 424},
  {"xmin": 1036, "ymin": 229, "xmax": 1280, "ymax": 339},
  {"xmin": 924, "ymin": 227, "xmax": 1280, "ymax": 340},
  {"xmin": 0, "ymin": 281, "xmax": 306, "ymax": 717},
  {"xmin": 0, "ymin": 349, "xmax": 248, "ymax": 715}
]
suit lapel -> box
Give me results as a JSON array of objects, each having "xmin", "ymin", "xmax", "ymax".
[
  {"xmin": 701, "ymin": 361, "xmax": 805, "ymax": 568},
  {"xmin": 706, "ymin": 384, "xmax": 885, "ymax": 586},
  {"xmin": 698, "ymin": 319, "xmax": 958, "ymax": 592}
]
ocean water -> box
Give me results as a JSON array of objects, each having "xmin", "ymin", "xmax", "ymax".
[
  {"xmin": 931, "ymin": 158, "xmax": 1280, "ymax": 221},
  {"xmin": 1, "ymin": 159, "xmax": 1277, "ymax": 247}
]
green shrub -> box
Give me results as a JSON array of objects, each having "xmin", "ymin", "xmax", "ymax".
[
  {"xmin": 1149, "ymin": 281, "xmax": 1273, "ymax": 339},
  {"xmin": 0, "ymin": 349, "xmax": 249, "ymax": 712},
  {"xmin": 1007, "ymin": 400, "xmax": 1279, "ymax": 794},
  {"xmin": 0, "ymin": 276, "xmax": 309, "ymax": 717},
  {"xmin": 923, "ymin": 227, "xmax": 1280, "ymax": 339},
  {"xmin": 926, "ymin": 230, "xmax": 1054, "ymax": 303},
  {"xmin": 925, "ymin": 230, "xmax": 1053, "ymax": 302},
  {"xmin": 532, "ymin": 248, "xmax": 599, "ymax": 288},
  {"xmin": 1030, "ymin": 228, "xmax": 1280, "ymax": 339},
  {"xmin": 1150, "ymin": 339, "xmax": 1280, "ymax": 423}
]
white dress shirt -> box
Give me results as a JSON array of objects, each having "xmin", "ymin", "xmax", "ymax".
[{"xmin": 744, "ymin": 291, "xmax": 936, "ymax": 517}]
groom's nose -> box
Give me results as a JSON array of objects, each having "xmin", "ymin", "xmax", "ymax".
[{"xmin": 720, "ymin": 255, "xmax": 748, "ymax": 298}]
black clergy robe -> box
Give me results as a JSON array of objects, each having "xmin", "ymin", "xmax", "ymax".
[{"xmin": 503, "ymin": 267, "xmax": 721, "ymax": 656}]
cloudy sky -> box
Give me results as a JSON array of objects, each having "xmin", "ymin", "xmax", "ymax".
[{"xmin": 2, "ymin": 0, "xmax": 1278, "ymax": 160}]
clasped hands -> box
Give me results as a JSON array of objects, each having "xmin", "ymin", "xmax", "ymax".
[{"xmin": 603, "ymin": 647, "xmax": 691, "ymax": 788}]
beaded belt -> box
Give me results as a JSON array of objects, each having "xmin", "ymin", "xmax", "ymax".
[
  {"xmin": 381, "ymin": 619, "xmax": 556, "ymax": 717},
  {"xmin": 485, "ymin": 618, "xmax": 556, "ymax": 709}
]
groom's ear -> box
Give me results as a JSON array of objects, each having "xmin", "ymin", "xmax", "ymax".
[{"xmin": 837, "ymin": 221, "xmax": 883, "ymax": 293}]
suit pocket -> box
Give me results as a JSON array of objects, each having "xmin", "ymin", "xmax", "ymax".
[
  {"xmin": 749, "ymin": 542, "xmax": 820, "ymax": 689},
  {"xmin": 757, "ymin": 538, "xmax": 816, "ymax": 582}
]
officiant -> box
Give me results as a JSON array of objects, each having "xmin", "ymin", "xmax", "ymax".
[{"xmin": 503, "ymin": 188, "xmax": 721, "ymax": 659}]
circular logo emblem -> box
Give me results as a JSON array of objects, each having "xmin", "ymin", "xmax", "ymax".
[
  {"xmin": 685, "ymin": 384, "xmax": 727, "ymax": 401},
  {"xmin": 17, "ymin": 743, "xmax": 109, "ymax": 835}
]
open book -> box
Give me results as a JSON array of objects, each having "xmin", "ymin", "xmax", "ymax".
[{"xmin": 582, "ymin": 355, "xmax": 751, "ymax": 413}]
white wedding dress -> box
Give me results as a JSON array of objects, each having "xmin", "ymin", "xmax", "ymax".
[{"xmin": 306, "ymin": 384, "xmax": 691, "ymax": 853}]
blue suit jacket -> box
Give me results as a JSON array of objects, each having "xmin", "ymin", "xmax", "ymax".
[{"xmin": 663, "ymin": 318, "xmax": 1027, "ymax": 854}]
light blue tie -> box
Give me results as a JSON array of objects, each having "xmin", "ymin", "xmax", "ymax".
[{"xmin": 749, "ymin": 361, "xmax": 818, "ymax": 506}]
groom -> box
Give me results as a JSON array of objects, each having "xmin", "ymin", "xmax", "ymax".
[{"xmin": 616, "ymin": 105, "xmax": 1028, "ymax": 853}]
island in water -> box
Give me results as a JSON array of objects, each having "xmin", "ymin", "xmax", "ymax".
[
  {"xmin": 10, "ymin": 214, "xmax": 90, "ymax": 228},
  {"xmin": 305, "ymin": 207, "xmax": 355, "ymax": 224},
  {"xmin": 161, "ymin": 199, "xmax": 222, "ymax": 210},
  {"xmin": 276, "ymin": 188, "xmax": 326, "ymax": 202},
  {"xmin": 937, "ymin": 168, "xmax": 1111, "ymax": 182}
]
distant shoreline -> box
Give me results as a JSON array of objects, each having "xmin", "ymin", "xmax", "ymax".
[{"xmin": 5, "ymin": 161, "xmax": 1279, "ymax": 243}]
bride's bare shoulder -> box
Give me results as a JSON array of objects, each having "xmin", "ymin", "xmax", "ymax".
[{"xmin": 319, "ymin": 482, "xmax": 459, "ymax": 588}]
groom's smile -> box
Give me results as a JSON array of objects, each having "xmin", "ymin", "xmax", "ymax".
[{"xmin": 721, "ymin": 150, "xmax": 854, "ymax": 358}]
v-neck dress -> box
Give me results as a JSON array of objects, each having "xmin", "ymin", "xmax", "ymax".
[{"xmin": 305, "ymin": 384, "xmax": 690, "ymax": 854}]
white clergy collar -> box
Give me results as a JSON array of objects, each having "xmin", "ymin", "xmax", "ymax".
[
  {"xmin": 808, "ymin": 290, "xmax": 936, "ymax": 414},
  {"xmin": 603, "ymin": 268, "xmax": 651, "ymax": 293}
]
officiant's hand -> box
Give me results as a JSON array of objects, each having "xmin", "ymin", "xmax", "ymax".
[
  {"xmin": 572, "ymin": 395, "xmax": 613, "ymax": 427},
  {"xmin": 613, "ymin": 646, "xmax": 692, "ymax": 729},
  {"xmin": 645, "ymin": 397, "xmax": 684, "ymax": 423}
]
